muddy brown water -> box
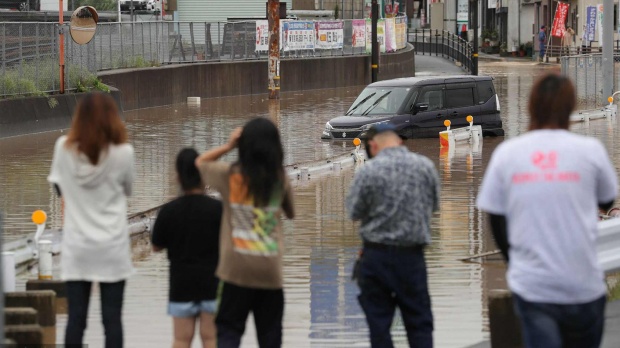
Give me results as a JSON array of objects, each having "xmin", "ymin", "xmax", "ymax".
[{"xmin": 3, "ymin": 62, "xmax": 618, "ymax": 347}]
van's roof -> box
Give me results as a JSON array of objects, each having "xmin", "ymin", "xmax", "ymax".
[{"xmin": 369, "ymin": 75, "xmax": 493, "ymax": 87}]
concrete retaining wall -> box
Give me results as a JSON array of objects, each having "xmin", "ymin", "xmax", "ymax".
[
  {"xmin": 99, "ymin": 44, "xmax": 415, "ymax": 111},
  {"xmin": 0, "ymin": 89, "xmax": 123, "ymax": 139},
  {"xmin": 1, "ymin": 45, "xmax": 414, "ymax": 137}
]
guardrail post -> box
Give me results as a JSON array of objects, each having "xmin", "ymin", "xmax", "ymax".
[
  {"xmin": 435, "ymin": 29, "xmax": 438, "ymax": 56},
  {"xmin": 19, "ymin": 24, "xmax": 23, "ymax": 94},
  {"xmin": 120, "ymin": 23, "xmax": 124, "ymax": 68},
  {"xmin": 190, "ymin": 22, "xmax": 196, "ymax": 62},
  {"xmin": 141, "ymin": 23, "xmax": 145, "ymax": 59},
  {"xmin": 442, "ymin": 31, "xmax": 444, "ymax": 58},
  {"xmin": 35, "ymin": 24, "xmax": 40, "ymax": 91}
]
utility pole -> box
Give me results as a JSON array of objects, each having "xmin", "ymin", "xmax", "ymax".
[
  {"xmin": 471, "ymin": 0, "xmax": 478, "ymax": 75},
  {"xmin": 603, "ymin": 0, "xmax": 614, "ymax": 98},
  {"xmin": 59, "ymin": 0, "xmax": 65, "ymax": 93},
  {"xmin": 371, "ymin": 0, "xmax": 379, "ymax": 82},
  {"xmin": 268, "ymin": 0, "xmax": 281, "ymax": 99}
]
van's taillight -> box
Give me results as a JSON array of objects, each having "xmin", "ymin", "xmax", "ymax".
[{"xmin": 495, "ymin": 95, "xmax": 501, "ymax": 112}]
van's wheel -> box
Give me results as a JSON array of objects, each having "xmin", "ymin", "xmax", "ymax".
[{"xmin": 19, "ymin": 1, "xmax": 29, "ymax": 11}]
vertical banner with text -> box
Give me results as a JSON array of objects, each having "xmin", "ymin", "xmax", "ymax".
[
  {"xmin": 352, "ymin": 19, "xmax": 366, "ymax": 48},
  {"xmin": 365, "ymin": 19, "xmax": 386, "ymax": 54},
  {"xmin": 551, "ymin": 2, "xmax": 569, "ymax": 37},
  {"xmin": 597, "ymin": 4, "xmax": 604, "ymax": 47},
  {"xmin": 255, "ymin": 20, "xmax": 269, "ymax": 52},
  {"xmin": 395, "ymin": 16, "xmax": 407, "ymax": 49},
  {"xmin": 586, "ymin": 6, "xmax": 597, "ymax": 42},
  {"xmin": 315, "ymin": 21, "xmax": 344, "ymax": 49},
  {"xmin": 385, "ymin": 17, "xmax": 397, "ymax": 52}
]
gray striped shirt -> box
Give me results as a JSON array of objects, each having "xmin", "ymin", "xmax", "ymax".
[{"xmin": 346, "ymin": 146, "xmax": 440, "ymax": 246}]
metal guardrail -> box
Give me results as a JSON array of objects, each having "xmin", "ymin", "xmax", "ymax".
[
  {"xmin": 408, "ymin": 29, "xmax": 474, "ymax": 73},
  {"xmin": 561, "ymin": 54, "xmax": 620, "ymax": 109}
]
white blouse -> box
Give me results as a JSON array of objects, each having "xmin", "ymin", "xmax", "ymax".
[{"xmin": 48, "ymin": 135, "xmax": 135, "ymax": 282}]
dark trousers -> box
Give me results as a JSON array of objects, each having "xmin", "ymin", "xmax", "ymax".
[
  {"xmin": 216, "ymin": 281, "xmax": 284, "ymax": 348},
  {"xmin": 539, "ymin": 44, "xmax": 546, "ymax": 59},
  {"xmin": 357, "ymin": 245, "xmax": 433, "ymax": 348},
  {"xmin": 65, "ymin": 280, "xmax": 126, "ymax": 348},
  {"xmin": 513, "ymin": 293, "xmax": 606, "ymax": 348}
]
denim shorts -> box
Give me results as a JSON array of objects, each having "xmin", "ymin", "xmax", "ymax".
[{"xmin": 168, "ymin": 300, "xmax": 218, "ymax": 317}]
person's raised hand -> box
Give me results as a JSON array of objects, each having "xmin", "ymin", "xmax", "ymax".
[{"xmin": 228, "ymin": 127, "xmax": 242, "ymax": 149}]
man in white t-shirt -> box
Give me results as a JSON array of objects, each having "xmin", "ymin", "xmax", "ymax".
[{"xmin": 477, "ymin": 74, "xmax": 617, "ymax": 348}]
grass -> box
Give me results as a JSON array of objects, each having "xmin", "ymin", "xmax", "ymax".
[{"xmin": 1, "ymin": 59, "xmax": 111, "ymax": 99}]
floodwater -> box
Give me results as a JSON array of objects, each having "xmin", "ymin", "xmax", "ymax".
[{"xmin": 3, "ymin": 61, "xmax": 618, "ymax": 347}]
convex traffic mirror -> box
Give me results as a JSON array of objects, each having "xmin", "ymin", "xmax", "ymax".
[{"xmin": 70, "ymin": 6, "xmax": 98, "ymax": 45}]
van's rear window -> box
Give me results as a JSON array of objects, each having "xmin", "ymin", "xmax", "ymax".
[{"xmin": 477, "ymin": 81, "xmax": 495, "ymax": 104}]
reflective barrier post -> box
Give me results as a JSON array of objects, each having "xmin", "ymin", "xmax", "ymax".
[
  {"xmin": 2, "ymin": 251, "xmax": 15, "ymax": 292},
  {"xmin": 38, "ymin": 240, "xmax": 53, "ymax": 280}
]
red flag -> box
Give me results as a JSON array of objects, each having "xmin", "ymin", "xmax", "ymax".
[{"xmin": 552, "ymin": 2, "xmax": 570, "ymax": 37}]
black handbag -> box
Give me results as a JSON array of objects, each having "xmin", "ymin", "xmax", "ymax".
[{"xmin": 351, "ymin": 249, "xmax": 363, "ymax": 280}]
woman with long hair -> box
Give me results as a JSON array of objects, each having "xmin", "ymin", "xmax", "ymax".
[
  {"xmin": 477, "ymin": 74, "xmax": 617, "ymax": 347},
  {"xmin": 48, "ymin": 92, "xmax": 135, "ymax": 348},
  {"xmin": 195, "ymin": 118, "xmax": 295, "ymax": 348}
]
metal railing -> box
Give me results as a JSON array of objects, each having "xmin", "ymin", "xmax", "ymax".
[
  {"xmin": 1, "ymin": 19, "xmax": 412, "ymax": 98},
  {"xmin": 561, "ymin": 54, "xmax": 620, "ymax": 109},
  {"xmin": 408, "ymin": 29, "xmax": 474, "ymax": 73}
]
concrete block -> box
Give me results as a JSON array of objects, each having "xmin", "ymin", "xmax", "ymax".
[
  {"xmin": 4, "ymin": 307, "xmax": 38, "ymax": 325},
  {"xmin": 488, "ymin": 290, "xmax": 523, "ymax": 348},
  {"xmin": 26, "ymin": 279, "xmax": 68, "ymax": 314},
  {"xmin": 5, "ymin": 290, "xmax": 57, "ymax": 344},
  {"xmin": 5, "ymin": 325, "xmax": 43, "ymax": 345},
  {"xmin": 2, "ymin": 339, "xmax": 16, "ymax": 348},
  {"xmin": 5, "ymin": 290, "xmax": 56, "ymax": 326}
]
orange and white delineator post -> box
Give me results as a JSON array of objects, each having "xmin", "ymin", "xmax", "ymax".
[
  {"xmin": 439, "ymin": 115, "xmax": 482, "ymax": 148},
  {"xmin": 352, "ymin": 138, "xmax": 364, "ymax": 163},
  {"xmin": 32, "ymin": 210, "xmax": 53, "ymax": 280}
]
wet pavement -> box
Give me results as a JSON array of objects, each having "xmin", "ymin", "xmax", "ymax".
[{"xmin": 2, "ymin": 59, "xmax": 619, "ymax": 347}]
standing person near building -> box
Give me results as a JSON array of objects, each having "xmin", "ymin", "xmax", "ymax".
[
  {"xmin": 152, "ymin": 148, "xmax": 222, "ymax": 348},
  {"xmin": 195, "ymin": 118, "xmax": 295, "ymax": 348},
  {"xmin": 48, "ymin": 93, "xmax": 135, "ymax": 348},
  {"xmin": 346, "ymin": 124, "xmax": 439, "ymax": 348},
  {"xmin": 581, "ymin": 24, "xmax": 591, "ymax": 54},
  {"xmin": 562, "ymin": 26, "xmax": 575, "ymax": 56},
  {"xmin": 477, "ymin": 73, "xmax": 617, "ymax": 348},
  {"xmin": 538, "ymin": 25, "xmax": 547, "ymax": 61}
]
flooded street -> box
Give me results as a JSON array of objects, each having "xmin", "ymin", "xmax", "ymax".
[{"xmin": 3, "ymin": 61, "xmax": 618, "ymax": 347}]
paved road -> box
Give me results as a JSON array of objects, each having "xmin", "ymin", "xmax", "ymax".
[{"xmin": 415, "ymin": 54, "xmax": 469, "ymax": 76}]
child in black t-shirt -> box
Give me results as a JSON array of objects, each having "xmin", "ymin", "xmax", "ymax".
[{"xmin": 152, "ymin": 148, "xmax": 222, "ymax": 348}]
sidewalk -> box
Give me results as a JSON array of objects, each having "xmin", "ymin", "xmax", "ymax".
[
  {"xmin": 464, "ymin": 299, "xmax": 620, "ymax": 348},
  {"xmin": 415, "ymin": 54, "xmax": 468, "ymax": 76},
  {"xmin": 478, "ymin": 52, "xmax": 560, "ymax": 65}
]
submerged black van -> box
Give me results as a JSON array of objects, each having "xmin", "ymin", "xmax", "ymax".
[{"xmin": 321, "ymin": 75, "xmax": 504, "ymax": 140}]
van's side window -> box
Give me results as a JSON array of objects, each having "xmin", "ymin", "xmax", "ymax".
[
  {"xmin": 418, "ymin": 87, "xmax": 444, "ymax": 111},
  {"xmin": 446, "ymin": 88, "xmax": 474, "ymax": 108},
  {"xmin": 477, "ymin": 80, "xmax": 495, "ymax": 104}
]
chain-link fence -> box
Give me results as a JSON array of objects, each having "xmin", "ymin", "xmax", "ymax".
[
  {"xmin": 561, "ymin": 54, "xmax": 620, "ymax": 109},
  {"xmin": 1, "ymin": 19, "xmax": 411, "ymax": 98}
]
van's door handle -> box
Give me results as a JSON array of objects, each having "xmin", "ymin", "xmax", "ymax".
[
  {"xmin": 450, "ymin": 111, "xmax": 459, "ymax": 116},
  {"xmin": 435, "ymin": 114, "xmax": 443, "ymax": 118}
]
